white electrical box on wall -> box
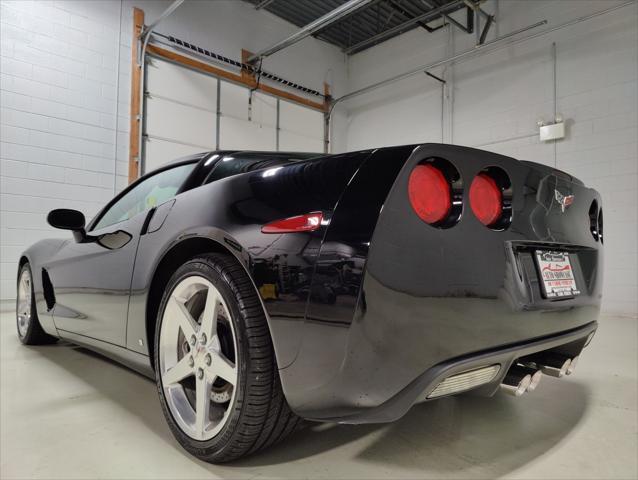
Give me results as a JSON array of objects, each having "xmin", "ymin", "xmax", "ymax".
[{"xmin": 539, "ymin": 122, "xmax": 565, "ymax": 142}]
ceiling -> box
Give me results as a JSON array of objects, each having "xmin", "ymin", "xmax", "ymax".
[{"xmin": 245, "ymin": 0, "xmax": 472, "ymax": 55}]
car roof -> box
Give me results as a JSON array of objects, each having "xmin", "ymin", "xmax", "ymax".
[{"xmin": 163, "ymin": 150, "xmax": 322, "ymax": 168}]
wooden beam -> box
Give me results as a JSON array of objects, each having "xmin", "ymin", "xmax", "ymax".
[
  {"xmin": 146, "ymin": 44, "xmax": 328, "ymax": 112},
  {"xmin": 323, "ymin": 82, "xmax": 331, "ymax": 154},
  {"xmin": 257, "ymin": 83, "xmax": 327, "ymax": 112},
  {"xmin": 128, "ymin": 7, "xmax": 144, "ymax": 184},
  {"xmin": 241, "ymin": 49, "xmax": 256, "ymax": 84},
  {"xmin": 323, "ymin": 82, "xmax": 331, "ymax": 110}
]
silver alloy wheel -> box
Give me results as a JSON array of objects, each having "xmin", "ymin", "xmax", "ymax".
[
  {"xmin": 159, "ymin": 275, "xmax": 238, "ymax": 441},
  {"xmin": 17, "ymin": 269, "xmax": 32, "ymax": 338}
]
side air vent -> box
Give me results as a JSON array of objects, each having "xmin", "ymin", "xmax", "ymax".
[
  {"xmin": 598, "ymin": 207, "xmax": 604, "ymax": 244},
  {"xmin": 41, "ymin": 268, "xmax": 56, "ymax": 311},
  {"xmin": 588, "ymin": 200, "xmax": 599, "ymax": 241}
]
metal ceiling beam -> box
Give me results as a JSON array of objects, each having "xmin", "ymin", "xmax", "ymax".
[
  {"xmin": 247, "ymin": 0, "xmax": 374, "ymax": 62},
  {"xmin": 300, "ymin": 0, "xmax": 372, "ymax": 42},
  {"xmin": 388, "ymin": 0, "xmax": 437, "ymax": 33},
  {"xmin": 255, "ymin": 0, "xmax": 276, "ymax": 9},
  {"xmin": 138, "ymin": 0, "xmax": 184, "ymax": 65},
  {"xmin": 343, "ymin": 0, "xmax": 465, "ymax": 54},
  {"xmin": 463, "ymin": 0, "xmax": 491, "ymax": 22},
  {"xmin": 140, "ymin": 0, "xmax": 184, "ymax": 40},
  {"xmin": 421, "ymin": 0, "xmax": 469, "ymax": 33},
  {"xmin": 334, "ymin": 0, "xmax": 636, "ymax": 105},
  {"xmin": 479, "ymin": 13, "xmax": 494, "ymax": 44},
  {"xmin": 337, "ymin": 19, "xmax": 547, "ymax": 103}
]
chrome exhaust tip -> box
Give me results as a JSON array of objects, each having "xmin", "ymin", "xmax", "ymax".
[
  {"xmin": 566, "ymin": 355, "xmax": 579, "ymax": 375},
  {"xmin": 501, "ymin": 364, "xmax": 543, "ymax": 394},
  {"xmin": 526, "ymin": 368, "xmax": 543, "ymax": 392},
  {"xmin": 534, "ymin": 354, "xmax": 572, "ymax": 378},
  {"xmin": 500, "ymin": 370, "xmax": 532, "ymax": 397},
  {"xmin": 540, "ymin": 359, "xmax": 571, "ymax": 378}
]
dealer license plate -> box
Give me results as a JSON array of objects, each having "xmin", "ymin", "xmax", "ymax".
[{"xmin": 535, "ymin": 251, "xmax": 580, "ymax": 299}]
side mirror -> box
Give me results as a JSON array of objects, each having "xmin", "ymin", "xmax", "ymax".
[{"xmin": 47, "ymin": 209, "xmax": 86, "ymax": 242}]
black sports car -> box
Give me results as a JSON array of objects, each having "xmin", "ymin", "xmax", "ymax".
[{"xmin": 16, "ymin": 144, "xmax": 603, "ymax": 462}]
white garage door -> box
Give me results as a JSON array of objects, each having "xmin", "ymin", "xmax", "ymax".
[
  {"xmin": 279, "ymin": 100, "xmax": 324, "ymax": 152},
  {"xmin": 219, "ymin": 81, "xmax": 277, "ymax": 151},
  {"xmin": 143, "ymin": 57, "xmax": 325, "ymax": 174},
  {"xmin": 145, "ymin": 58, "xmax": 217, "ymax": 172}
]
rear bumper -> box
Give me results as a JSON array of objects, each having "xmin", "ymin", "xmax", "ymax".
[
  {"xmin": 310, "ymin": 320, "xmax": 596, "ymax": 424},
  {"xmin": 281, "ymin": 257, "xmax": 601, "ymax": 422},
  {"xmin": 284, "ymin": 277, "xmax": 599, "ymax": 422},
  {"xmin": 278, "ymin": 144, "xmax": 602, "ymax": 422}
]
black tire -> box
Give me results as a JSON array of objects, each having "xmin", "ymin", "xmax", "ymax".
[
  {"xmin": 154, "ymin": 253, "xmax": 301, "ymax": 463},
  {"xmin": 16, "ymin": 263, "xmax": 58, "ymax": 345}
]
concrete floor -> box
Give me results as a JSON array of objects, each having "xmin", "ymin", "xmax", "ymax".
[{"xmin": 1, "ymin": 310, "xmax": 636, "ymax": 480}]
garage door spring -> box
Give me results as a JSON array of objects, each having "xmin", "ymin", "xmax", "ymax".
[{"xmin": 153, "ymin": 32, "xmax": 325, "ymax": 98}]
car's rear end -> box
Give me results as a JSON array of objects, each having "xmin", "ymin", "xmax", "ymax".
[{"xmin": 280, "ymin": 144, "xmax": 602, "ymax": 423}]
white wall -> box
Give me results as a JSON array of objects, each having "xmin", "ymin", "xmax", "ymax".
[
  {"xmin": 344, "ymin": 0, "xmax": 637, "ymax": 316},
  {"xmin": 0, "ymin": 0, "xmax": 348, "ymax": 300},
  {"xmin": 1, "ymin": 0, "xmax": 126, "ymax": 301},
  {"xmin": 2, "ymin": 0, "xmax": 636, "ymax": 314}
]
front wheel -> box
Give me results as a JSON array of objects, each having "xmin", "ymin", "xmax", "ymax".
[
  {"xmin": 154, "ymin": 254, "xmax": 300, "ymax": 463},
  {"xmin": 16, "ymin": 263, "xmax": 57, "ymax": 345}
]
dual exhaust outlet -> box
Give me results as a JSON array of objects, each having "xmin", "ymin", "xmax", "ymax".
[{"xmin": 500, "ymin": 354, "xmax": 579, "ymax": 397}]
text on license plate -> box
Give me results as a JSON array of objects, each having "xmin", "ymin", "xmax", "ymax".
[{"xmin": 535, "ymin": 251, "xmax": 580, "ymax": 298}]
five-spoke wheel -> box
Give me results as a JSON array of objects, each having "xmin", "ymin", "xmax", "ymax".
[
  {"xmin": 16, "ymin": 268, "xmax": 32, "ymax": 338},
  {"xmin": 154, "ymin": 254, "xmax": 300, "ymax": 463},
  {"xmin": 159, "ymin": 275, "xmax": 238, "ymax": 441},
  {"xmin": 15, "ymin": 263, "xmax": 57, "ymax": 345}
]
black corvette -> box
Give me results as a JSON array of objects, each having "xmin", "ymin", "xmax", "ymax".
[{"xmin": 16, "ymin": 144, "xmax": 603, "ymax": 462}]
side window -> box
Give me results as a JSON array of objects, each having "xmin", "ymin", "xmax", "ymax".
[{"xmin": 93, "ymin": 163, "xmax": 195, "ymax": 230}]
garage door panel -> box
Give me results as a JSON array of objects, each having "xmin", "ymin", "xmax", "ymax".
[
  {"xmin": 251, "ymin": 93, "xmax": 277, "ymax": 128},
  {"xmin": 144, "ymin": 60, "xmax": 323, "ymax": 169},
  {"xmin": 146, "ymin": 96, "xmax": 216, "ymax": 149},
  {"xmin": 279, "ymin": 130, "xmax": 323, "ymax": 153},
  {"xmin": 145, "ymin": 137, "xmax": 207, "ymax": 172},
  {"xmin": 280, "ymin": 100, "xmax": 324, "ymax": 138},
  {"xmin": 220, "ymin": 81, "xmax": 249, "ymax": 120},
  {"xmin": 219, "ymin": 116, "xmax": 276, "ymax": 151},
  {"xmin": 219, "ymin": 81, "xmax": 277, "ymax": 127},
  {"xmin": 146, "ymin": 58, "xmax": 217, "ymax": 111}
]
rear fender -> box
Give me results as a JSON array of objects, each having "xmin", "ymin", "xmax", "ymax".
[
  {"xmin": 280, "ymin": 144, "xmax": 418, "ymax": 406},
  {"xmin": 131, "ymin": 151, "xmax": 370, "ymax": 369}
]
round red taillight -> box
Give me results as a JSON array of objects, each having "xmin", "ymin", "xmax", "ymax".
[
  {"xmin": 469, "ymin": 173, "xmax": 502, "ymax": 226},
  {"xmin": 408, "ymin": 164, "xmax": 451, "ymax": 224}
]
